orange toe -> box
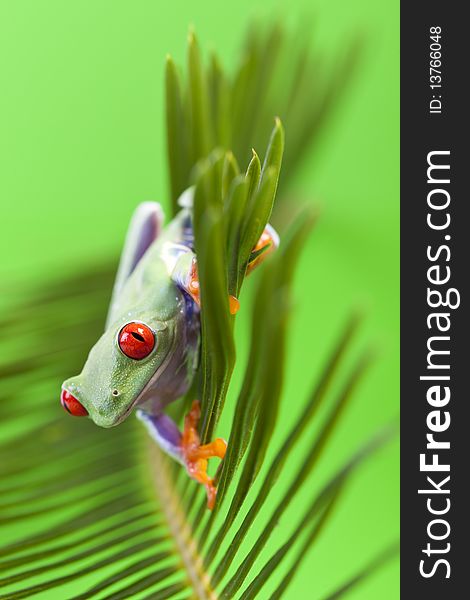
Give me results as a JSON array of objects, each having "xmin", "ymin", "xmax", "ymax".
[
  {"xmin": 206, "ymin": 484, "xmax": 217, "ymax": 510},
  {"xmin": 229, "ymin": 295, "xmax": 240, "ymax": 315}
]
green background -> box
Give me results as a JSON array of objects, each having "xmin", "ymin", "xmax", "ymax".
[{"xmin": 0, "ymin": 0, "xmax": 399, "ymax": 598}]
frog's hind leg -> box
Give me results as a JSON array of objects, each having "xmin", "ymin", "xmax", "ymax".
[
  {"xmin": 136, "ymin": 404, "xmax": 227, "ymax": 510},
  {"xmin": 180, "ymin": 400, "xmax": 227, "ymax": 510},
  {"xmin": 246, "ymin": 223, "xmax": 280, "ymax": 275}
]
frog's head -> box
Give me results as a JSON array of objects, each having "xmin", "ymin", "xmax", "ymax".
[{"xmin": 61, "ymin": 313, "xmax": 179, "ymax": 427}]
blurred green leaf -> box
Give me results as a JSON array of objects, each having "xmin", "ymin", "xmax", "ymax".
[
  {"xmin": 165, "ymin": 23, "xmax": 362, "ymax": 221},
  {"xmin": 165, "ymin": 55, "xmax": 190, "ymax": 213}
]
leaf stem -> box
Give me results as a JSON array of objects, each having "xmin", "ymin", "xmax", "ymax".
[{"xmin": 150, "ymin": 444, "xmax": 218, "ymax": 600}]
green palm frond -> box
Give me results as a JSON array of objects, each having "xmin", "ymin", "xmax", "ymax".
[
  {"xmin": 0, "ymin": 23, "xmax": 395, "ymax": 600},
  {"xmin": 166, "ymin": 25, "xmax": 362, "ymax": 216}
]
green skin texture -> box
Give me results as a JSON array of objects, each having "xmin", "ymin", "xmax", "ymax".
[{"xmin": 62, "ymin": 205, "xmax": 199, "ymax": 431}]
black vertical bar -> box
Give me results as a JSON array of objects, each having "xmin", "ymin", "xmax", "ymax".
[{"xmin": 401, "ymin": 3, "xmax": 468, "ymax": 598}]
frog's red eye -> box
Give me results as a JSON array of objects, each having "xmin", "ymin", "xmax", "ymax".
[
  {"xmin": 118, "ymin": 322, "xmax": 155, "ymax": 360},
  {"xmin": 61, "ymin": 389, "xmax": 88, "ymax": 416}
]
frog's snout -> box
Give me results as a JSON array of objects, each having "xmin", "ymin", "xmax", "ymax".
[{"xmin": 60, "ymin": 388, "xmax": 89, "ymax": 417}]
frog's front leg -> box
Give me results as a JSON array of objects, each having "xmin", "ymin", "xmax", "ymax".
[
  {"xmin": 171, "ymin": 251, "xmax": 240, "ymax": 315},
  {"xmin": 170, "ymin": 224, "xmax": 279, "ymax": 314},
  {"xmin": 136, "ymin": 410, "xmax": 184, "ymax": 463},
  {"xmin": 136, "ymin": 402, "xmax": 227, "ymax": 510}
]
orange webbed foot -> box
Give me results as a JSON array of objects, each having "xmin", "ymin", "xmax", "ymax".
[{"xmin": 180, "ymin": 400, "xmax": 227, "ymax": 510}]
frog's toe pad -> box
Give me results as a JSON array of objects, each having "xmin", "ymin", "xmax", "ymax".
[
  {"xmin": 184, "ymin": 458, "xmax": 218, "ymax": 510},
  {"xmin": 229, "ymin": 295, "xmax": 240, "ymax": 315}
]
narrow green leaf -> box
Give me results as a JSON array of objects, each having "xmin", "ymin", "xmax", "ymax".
[
  {"xmin": 0, "ymin": 489, "xmax": 150, "ymax": 558},
  {"xmin": 0, "ymin": 528, "xmax": 166, "ymax": 586},
  {"xmin": 237, "ymin": 167, "xmax": 275, "ymax": 281},
  {"xmin": 214, "ymin": 349, "xmax": 374, "ymax": 592},
  {"xmin": 319, "ymin": 543, "xmax": 399, "ymax": 600},
  {"xmin": 282, "ymin": 38, "xmax": 363, "ymax": 184},
  {"xmin": 0, "ymin": 512, "xmax": 154, "ymax": 572},
  {"xmin": 209, "ymin": 266, "xmax": 281, "ymax": 531},
  {"xmin": 207, "ymin": 51, "xmax": 231, "ymax": 148},
  {"xmin": 259, "ymin": 117, "xmax": 284, "ymax": 189},
  {"xmin": 271, "ymin": 485, "xmax": 398, "ymax": 599},
  {"xmin": 65, "ymin": 554, "xmax": 175, "ymax": 600},
  {"xmin": 222, "ymin": 151, "xmax": 240, "ymax": 199},
  {"xmin": 221, "ymin": 424, "xmax": 396, "ymax": 598},
  {"xmin": 97, "ymin": 567, "xmax": 181, "ymax": 600},
  {"xmin": 203, "ymin": 211, "xmax": 314, "ymax": 562},
  {"xmin": 224, "ymin": 176, "xmax": 249, "ymax": 295},
  {"xmin": 241, "ymin": 486, "xmax": 343, "ymax": 600},
  {"xmin": 236, "ymin": 120, "xmax": 284, "ymax": 284},
  {"xmin": 193, "ymin": 162, "xmax": 235, "ymax": 443},
  {"xmin": 4, "ymin": 540, "xmax": 164, "ymax": 599},
  {"xmin": 245, "ymin": 149, "xmax": 261, "ymax": 201},
  {"xmin": 230, "ymin": 52, "xmax": 257, "ymax": 162},
  {"xmin": 232, "ymin": 23, "xmax": 283, "ymax": 162},
  {"xmin": 139, "ymin": 581, "xmax": 188, "ymax": 600},
  {"xmin": 208, "ymin": 310, "xmax": 360, "ymax": 570},
  {"xmin": 165, "ymin": 55, "xmax": 189, "ymax": 213},
  {"xmin": 187, "ymin": 30, "xmax": 213, "ymax": 165}
]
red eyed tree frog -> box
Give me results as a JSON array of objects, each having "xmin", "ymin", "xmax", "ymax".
[{"xmin": 61, "ymin": 189, "xmax": 278, "ymax": 509}]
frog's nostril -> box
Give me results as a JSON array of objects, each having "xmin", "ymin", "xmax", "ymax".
[{"xmin": 60, "ymin": 389, "xmax": 88, "ymax": 417}]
